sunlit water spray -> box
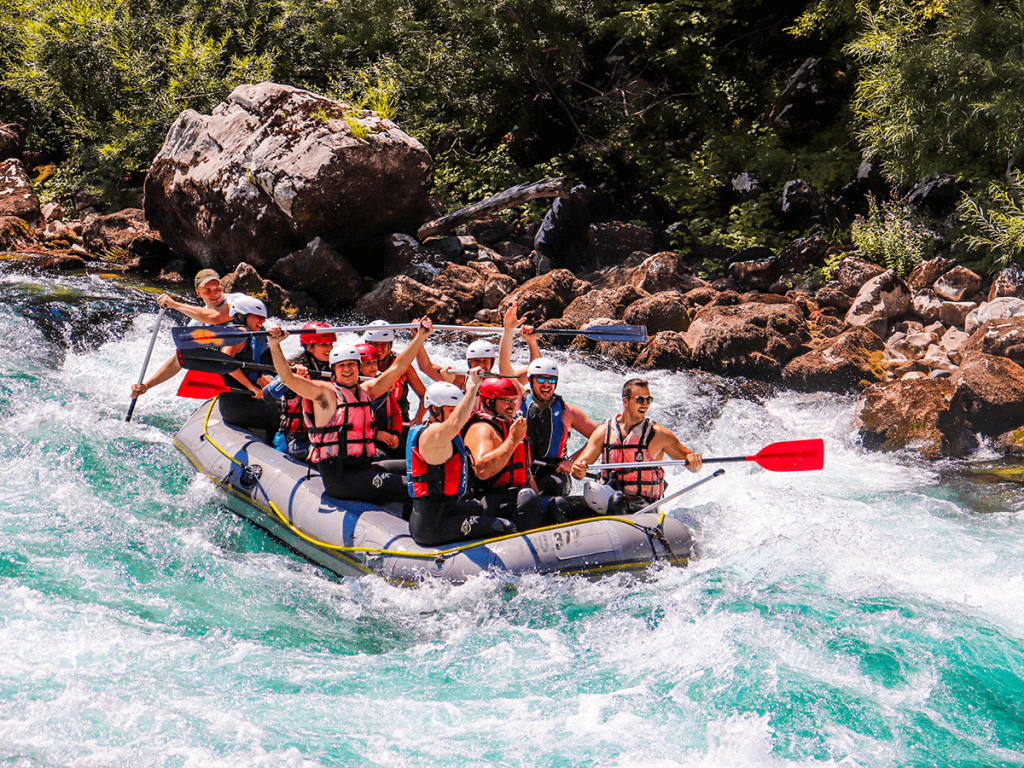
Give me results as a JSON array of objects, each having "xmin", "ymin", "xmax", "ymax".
[{"xmin": 1, "ymin": 272, "xmax": 1022, "ymax": 766}]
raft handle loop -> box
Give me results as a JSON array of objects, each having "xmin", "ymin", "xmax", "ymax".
[{"xmin": 240, "ymin": 464, "xmax": 263, "ymax": 490}]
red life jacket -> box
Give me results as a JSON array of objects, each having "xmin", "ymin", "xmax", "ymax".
[
  {"xmin": 303, "ymin": 383, "xmax": 378, "ymax": 465},
  {"xmin": 600, "ymin": 417, "xmax": 665, "ymax": 500},
  {"xmin": 406, "ymin": 423, "xmax": 468, "ymax": 498},
  {"xmin": 463, "ymin": 411, "xmax": 531, "ymax": 491},
  {"xmin": 371, "ymin": 387, "xmax": 403, "ymax": 440}
]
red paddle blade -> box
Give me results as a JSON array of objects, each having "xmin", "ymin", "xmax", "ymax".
[
  {"xmin": 176, "ymin": 370, "xmax": 230, "ymax": 399},
  {"xmin": 749, "ymin": 439, "xmax": 824, "ymax": 472}
]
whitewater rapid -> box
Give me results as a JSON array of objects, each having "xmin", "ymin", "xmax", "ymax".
[{"xmin": 1, "ymin": 271, "xmax": 1022, "ymax": 767}]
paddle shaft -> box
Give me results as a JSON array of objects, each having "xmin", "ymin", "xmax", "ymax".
[
  {"xmin": 636, "ymin": 468, "xmax": 725, "ymax": 515},
  {"xmin": 126, "ymin": 307, "xmax": 166, "ymax": 422},
  {"xmin": 592, "ymin": 456, "xmax": 745, "ymax": 471}
]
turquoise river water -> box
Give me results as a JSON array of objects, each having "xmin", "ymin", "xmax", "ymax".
[{"xmin": 1, "ymin": 270, "xmax": 1022, "ymax": 767}]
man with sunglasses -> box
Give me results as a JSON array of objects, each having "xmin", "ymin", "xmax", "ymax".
[
  {"xmin": 516, "ymin": 358, "xmax": 597, "ymax": 496},
  {"xmin": 569, "ymin": 378, "xmax": 702, "ymax": 515}
]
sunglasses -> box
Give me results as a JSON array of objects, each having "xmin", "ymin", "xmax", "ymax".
[
  {"xmin": 629, "ymin": 396, "xmax": 654, "ymax": 405},
  {"xmin": 495, "ymin": 396, "xmax": 518, "ymax": 405},
  {"xmin": 532, "ymin": 376, "xmax": 557, "ymax": 385}
]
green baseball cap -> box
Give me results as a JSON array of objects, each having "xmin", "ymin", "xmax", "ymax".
[{"xmin": 194, "ymin": 269, "xmax": 221, "ymax": 289}]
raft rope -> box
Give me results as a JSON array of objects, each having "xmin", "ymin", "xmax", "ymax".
[{"xmin": 200, "ymin": 398, "xmax": 684, "ymax": 565}]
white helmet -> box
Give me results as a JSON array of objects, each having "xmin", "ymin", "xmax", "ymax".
[
  {"xmin": 329, "ymin": 343, "xmax": 362, "ymax": 366},
  {"xmin": 528, "ymin": 357, "xmax": 560, "ymax": 378},
  {"xmin": 466, "ymin": 339, "xmax": 496, "ymax": 361},
  {"xmin": 363, "ymin": 319, "xmax": 394, "ymax": 343},
  {"xmin": 229, "ymin": 295, "xmax": 267, "ymax": 319},
  {"xmin": 424, "ymin": 382, "xmax": 464, "ymax": 409},
  {"xmin": 584, "ymin": 480, "xmax": 615, "ymax": 514}
]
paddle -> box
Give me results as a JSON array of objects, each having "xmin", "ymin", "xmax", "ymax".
[
  {"xmin": 637, "ymin": 468, "xmax": 726, "ymax": 515},
  {"xmin": 176, "ymin": 370, "xmax": 235, "ymax": 399},
  {"xmin": 590, "ymin": 439, "xmax": 825, "ymax": 473},
  {"xmin": 126, "ymin": 307, "xmax": 165, "ymax": 422},
  {"xmin": 172, "ymin": 322, "xmax": 648, "ymax": 350},
  {"xmin": 177, "ymin": 347, "xmax": 279, "ymax": 376}
]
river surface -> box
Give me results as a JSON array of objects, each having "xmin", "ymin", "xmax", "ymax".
[{"xmin": 1, "ymin": 270, "xmax": 1022, "ymax": 767}]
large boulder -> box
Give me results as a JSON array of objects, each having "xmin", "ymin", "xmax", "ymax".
[
  {"xmin": 0, "ymin": 123, "xmax": 24, "ymax": 161},
  {"xmin": 633, "ymin": 331, "xmax": 692, "ymax": 371},
  {"xmin": 559, "ymin": 284, "xmax": 647, "ymax": 328},
  {"xmin": 855, "ymin": 378, "xmax": 968, "ymax": 458},
  {"xmin": 684, "ymin": 302, "xmax": 811, "ymax": 378},
  {"xmin": 266, "ymin": 236, "xmax": 363, "ymax": 308},
  {"xmin": 0, "ymin": 216, "xmax": 38, "ymax": 250},
  {"xmin": 0, "ymin": 159, "xmax": 41, "ymax": 225},
  {"xmin": 622, "ymin": 291, "xmax": 692, "ymax": 335},
  {"xmin": 356, "ymin": 275, "xmax": 459, "ymax": 322},
  {"xmin": 498, "ymin": 269, "xmax": 591, "ymax": 323},
  {"xmin": 953, "ymin": 352, "xmax": 1024, "ymax": 436},
  {"xmin": 845, "ymin": 270, "xmax": 911, "ymax": 338},
  {"xmin": 144, "ymin": 82, "xmax": 433, "ymax": 275},
  {"xmin": 781, "ymin": 326, "xmax": 886, "ymax": 392}
]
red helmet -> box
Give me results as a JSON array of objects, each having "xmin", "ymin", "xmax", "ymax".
[
  {"xmin": 300, "ymin": 322, "xmax": 336, "ymax": 347},
  {"xmin": 355, "ymin": 343, "xmax": 379, "ymax": 363},
  {"xmin": 478, "ymin": 377, "xmax": 518, "ymax": 400}
]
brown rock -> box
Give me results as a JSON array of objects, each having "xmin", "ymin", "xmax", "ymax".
[
  {"xmin": 481, "ymin": 273, "xmax": 519, "ymax": 310},
  {"xmin": 682, "ymin": 287, "xmax": 719, "ymax": 309},
  {"xmin": 728, "ymin": 253, "xmax": 782, "ymax": 292},
  {"xmin": 0, "ymin": 159, "xmax": 41, "ymax": 224},
  {"xmin": 815, "ymin": 282, "xmax": 854, "ymax": 312},
  {"xmin": 432, "ymin": 263, "xmax": 486, "ymax": 315},
  {"xmin": 0, "ymin": 215, "xmax": 38, "ymax": 250},
  {"xmin": 498, "ymin": 269, "xmax": 591, "ymax": 323},
  {"xmin": 384, "ymin": 233, "xmax": 445, "ymax": 282},
  {"xmin": 267, "ymin": 237, "xmax": 363, "ymax": 308},
  {"xmin": 560, "ymin": 285, "xmax": 648, "ymax": 328},
  {"xmin": 845, "ymin": 270, "xmax": 911, "ymax": 338},
  {"xmin": 685, "ymin": 301, "xmax": 811, "ymax": 378},
  {"xmin": 993, "ymin": 427, "xmax": 1024, "ymax": 457},
  {"xmin": 356, "ymin": 274, "xmax": 459, "ymax": 322},
  {"xmin": 855, "ymin": 378, "xmax": 967, "ymax": 458},
  {"xmin": 623, "ymin": 291, "xmax": 691, "ymax": 335},
  {"xmin": 82, "ymin": 208, "xmax": 158, "ymax": 255},
  {"xmin": 837, "ymin": 256, "xmax": 885, "ymax": 296},
  {"xmin": 953, "ymin": 352, "xmax": 1024, "ymax": 435},
  {"xmin": 781, "ymin": 326, "xmax": 886, "ymax": 392},
  {"xmin": 0, "ymin": 123, "xmax": 24, "ymax": 161},
  {"xmin": 912, "ymin": 289, "xmax": 942, "ymax": 323},
  {"xmin": 634, "ymin": 331, "xmax": 692, "ymax": 371},
  {"xmin": 938, "ymin": 300, "xmax": 975, "ymax": 329},
  {"xmin": 907, "ymin": 256, "xmax": 957, "ymax": 291},
  {"xmin": 933, "ymin": 265, "xmax": 981, "ymax": 301},
  {"xmin": 630, "ymin": 251, "xmax": 711, "ymax": 294},
  {"xmin": 961, "ymin": 317, "xmax": 1024, "ymax": 367},
  {"xmin": 988, "ymin": 266, "xmax": 1024, "ymax": 301}
]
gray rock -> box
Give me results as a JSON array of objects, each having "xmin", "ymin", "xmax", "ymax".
[
  {"xmin": 965, "ymin": 297, "xmax": 1024, "ymax": 334},
  {"xmin": 267, "ymin": 237, "xmax": 363, "ymax": 308},
  {"xmin": 846, "ymin": 270, "xmax": 911, "ymax": 338},
  {"xmin": 144, "ymin": 82, "xmax": 432, "ymax": 275}
]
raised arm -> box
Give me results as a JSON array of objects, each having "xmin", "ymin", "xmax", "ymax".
[
  {"xmin": 365, "ymin": 318, "xmax": 433, "ymax": 400},
  {"xmin": 266, "ymin": 328, "xmax": 322, "ymax": 401},
  {"xmin": 465, "ymin": 412, "xmax": 529, "ymax": 482}
]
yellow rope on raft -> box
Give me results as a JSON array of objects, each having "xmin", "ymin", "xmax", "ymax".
[{"xmin": 200, "ymin": 399, "xmax": 674, "ymax": 563}]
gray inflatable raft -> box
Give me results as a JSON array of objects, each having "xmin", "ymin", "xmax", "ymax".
[{"xmin": 174, "ymin": 398, "xmax": 696, "ymax": 584}]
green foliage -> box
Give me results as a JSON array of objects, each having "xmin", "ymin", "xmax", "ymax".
[
  {"xmin": 850, "ymin": 197, "xmax": 931, "ymax": 276},
  {"xmin": 958, "ymin": 181, "xmax": 1024, "ymax": 268},
  {"xmin": 847, "ymin": 0, "xmax": 1024, "ymax": 186}
]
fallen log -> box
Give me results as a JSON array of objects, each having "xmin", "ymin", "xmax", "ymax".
[{"xmin": 417, "ymin": 177, "xmax": 567, "ymax": 240}]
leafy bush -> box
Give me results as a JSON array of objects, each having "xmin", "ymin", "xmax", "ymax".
[
  {"xmin": 850, "ymin": 197, "xmax": 931, "ymax": 276},
  {"xmin": 958, "ymin": 182, "xmax": 1024, "ymax": 268}
]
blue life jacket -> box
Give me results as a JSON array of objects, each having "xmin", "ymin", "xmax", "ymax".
[{"xmin": 520, "ymin": 393, "xmax": 568, "ymax": 461}]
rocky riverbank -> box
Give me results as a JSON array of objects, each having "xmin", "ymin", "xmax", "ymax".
[{"xmin": 3, "ymin": 83, "xmax": 1024, "ymax": 461}]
